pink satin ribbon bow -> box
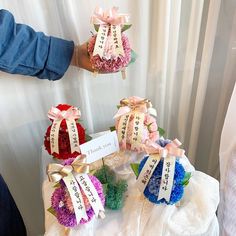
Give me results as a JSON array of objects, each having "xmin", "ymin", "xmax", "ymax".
[
  {"xmin": 113, "ymin": 97, "xmax": 153, "ymax": 119},
  {"xmin": 145, "ymin": 139, "xmax": 185, "ymax": 158},
  {"xmin": 91, "ymin": 6, "xmax": 129, "ymax": 25},
  {"xmin": 48, "ymin": 106, "xmax": 81, "ymax": 121}
]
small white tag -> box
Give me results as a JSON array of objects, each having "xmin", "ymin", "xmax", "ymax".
[{"xmin": 80, "ymin": 131, "xmax": 119, "ymax": 163}]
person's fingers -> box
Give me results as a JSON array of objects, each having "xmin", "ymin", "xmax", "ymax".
[
  {"xmin": 73, "ymin": 42, "xmax": 120, "ymax": 74},
  {"xmin": 76, "ymin": 43, "xmax": 94, "ymax": 72}
]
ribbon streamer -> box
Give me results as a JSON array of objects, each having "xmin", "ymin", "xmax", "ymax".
[
  {"xmin": 130, "ymin": 112, "xmax": 145, "ymax": 151},
  {"xmin": 93, "ymin": 24, "xmax": 109, "ymax": 58},
  {"xmin": 63, "ymin": 173, "xmax": 88, "ymax": 223},
  {"xmin": 110, "ymin": 24, "xmax": 124, "ymax": 57},
  {"xmin": 157, "ymin": 155, "xmax": 176, "ymax": 202},
  {"xmin": 137, "ymin": 154, "xmax": 161, "ymax": 192},
  {"xmin": 75, "ymin": 174, "xmax": 105, "ymax": 218},
  {"xmin": 48, "ymin": 106, "xmax": 81, "ymax": 154},
  {"xmin": 117, "ymin": 113, "xmax": 131, "ymax": 150}
]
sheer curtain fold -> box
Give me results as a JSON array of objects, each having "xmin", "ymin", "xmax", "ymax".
[
  {"xmin": 188, "ymin": 0, "xmax": 221, "ymax": 160},
  {"xmin": 0, "ymin": 0, "xmax": 234, "ymax": 235},
  {"xmin": 165, "ymin": 0, "xmax": 181, "ymax": 135},
  {"xmin": 178, "ymin": 0, "xmax": 204, "ymax": 144}
]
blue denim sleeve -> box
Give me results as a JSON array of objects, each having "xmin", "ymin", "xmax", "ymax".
[{"xmin": 0, "ymin": 9, "xmax": 74, "ymax": 80}]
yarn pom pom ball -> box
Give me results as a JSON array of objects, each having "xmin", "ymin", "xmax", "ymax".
[
  {"xmin": 115, "ymin": 97, "xmax": 159, "ymax": 152},
  {"xmin": 94, "ymin": 165, "xmax": 128, "ymax": 210},
  {"xmin": 138, "ymin": 156, "xmax": 185, "ymax": 205},
  {"xmin": 44, "ymin": 104, "xmax": 86, "ymax": 160},
  {"xmin": 51, "ymin": 175, "xmax": 105, "ymax": 227},
  {"xmin": 87, "ymin": 33, "xmax": 131, "ymax": 73},
  {"xmin": 50, "ymin": 159, "xmax": 105, "ymax": 227}
]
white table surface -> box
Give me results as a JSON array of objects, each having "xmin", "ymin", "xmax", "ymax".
[{"xmin": 41, "ymin": 139, "xmax": 220, "ymax": 236}]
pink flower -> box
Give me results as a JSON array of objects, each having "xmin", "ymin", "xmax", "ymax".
[
  {"xmin": 149, "ymin": 131, "xmax": 159, "ymax": 141},
  {"xmin": 88, "ymin": 33, "xmax": 131, "ymax": 73},
  {"xmin": 103, "ymin": 35, "xmax": 116, "ymax": 60},
  {"xmin": 64, "ymin": 188, "xmax": 91, "ymax": 212},
  {"xmin": 145, "ymin": 115, "xmax": 158, "ymax": 133}
]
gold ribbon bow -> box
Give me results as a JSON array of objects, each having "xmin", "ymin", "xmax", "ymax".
[
  {"xmin": 120, "ymin": 98, "xmax": 153, "ymax": 111},
  {"xmin": 114, "ymin": 97, "xmax": 157, "ymax": 119},
  {"xmin": 47, "ymin": 155, "xmax": 89, "ymax": 183}
]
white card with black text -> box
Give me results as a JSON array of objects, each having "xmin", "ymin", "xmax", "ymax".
[{"xmin": 80, "ymin": 131, "xmax": 119, "ymax": 163}]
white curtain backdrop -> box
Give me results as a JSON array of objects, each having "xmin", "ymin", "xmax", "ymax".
[
  {"xmin": 0, "ymin": 0, "xmax": 235, "ymax": 235},
  {"xmin": 218, "ymin": 83, "xmax": 236, "ymax": 236}
]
